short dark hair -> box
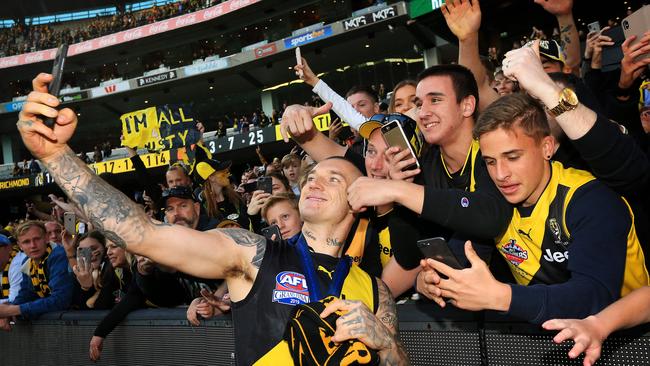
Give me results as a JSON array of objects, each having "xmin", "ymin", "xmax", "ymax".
[
  {"xmin": 416, "ymin": 64, "xmax": 480, "ymax": 118},
  {"xmin": 345, "ymin": 85, "xmax": 378, "ymax": 104},
  {"xmin": 474, "ymin": 93, "xmax": 550, "ymax": 142},
  {"xmin": 265, "ymin": 171, "xmax": 291, "ymax": 192}
]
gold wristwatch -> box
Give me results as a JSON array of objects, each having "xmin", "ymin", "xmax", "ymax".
[{"xmin": 548, "ymin": 88, "xmax": 579, "ymax": 117}]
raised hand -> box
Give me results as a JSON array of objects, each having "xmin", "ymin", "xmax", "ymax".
[
  {"xmin": 16, "ymin": 73, "xmax": 78, "ymax": 160},
  {"xmin": 441, "ymin": 0, "xmax": 482, "ymax": 41},
  {"xmin": 619, "ymin": 32, "xmax": 650, "ymax": 90},
  {"xmin": 294, "ymin": 57, "xmax": 320, "ymax": 86},
  {"xmin": 279, "ymin": 102, "xmax": 332, "ymax": 143},
  {"xmin": 533, "ymin": 0, "xmax": 573, "ymax": 16}
]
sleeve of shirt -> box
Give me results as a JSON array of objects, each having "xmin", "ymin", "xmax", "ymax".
[
  {"xmin": 312, "ymin": 80, "xmax": 367, "ymax": 130},
  {"xmin": 8, "ymin": 253, "xmax": 25, "ymax": 303},
  {"xmin": 570, "ymin": 113, "xmax": 650, "ymax": 196},
  {"xmin": 506, "ymin": 181, "xmax": 630, "ymax": 324},
  {"xmin": 18, "ymin": 248, "xmax": 75, "ymax": 319},
  {"xmin": 390, "ymin": 206, "xmax": 426, "ymax": 270},
  {"xmin": 93, "ymin": 277, "xmax": 146, "ymax": 338},
  {"xmin": 420, "ymin": 160, "xmax": 513, "ymax": 239}
]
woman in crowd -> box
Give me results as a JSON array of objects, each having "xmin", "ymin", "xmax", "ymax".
[{"xmin": 388, "ymin": 80, "xmax": 417, "ymax": 114}]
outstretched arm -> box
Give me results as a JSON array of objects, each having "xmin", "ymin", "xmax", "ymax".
[
  {"xmin": 16, "ymin": 73, "xmax": 264, "ymax": 284},
  {"xmin": 534, "ymin": 0, "xmax": 580, "ymax": 75}
]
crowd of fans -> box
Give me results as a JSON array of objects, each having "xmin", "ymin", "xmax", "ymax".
[
  {"xmin": 1, "ymin": 0, "xmax": 650, "ymax": 365},
  {"xmin": 0, "ymin": 0, "xmax": 223, "ymax": 57}
]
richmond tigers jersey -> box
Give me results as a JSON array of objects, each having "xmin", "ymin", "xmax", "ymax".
[{"xmin": 496, "ymin": 161, "xmax": 649, "ymax": 296}]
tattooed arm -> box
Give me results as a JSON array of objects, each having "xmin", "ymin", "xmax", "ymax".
[
  {"xmin": 16, "ymin": 74, "xmax": 266, "ymax": 296},
  {"xmin": 534, "ymin": 0, "xmax": 580, "ymax": 75},
  {"xmin": 320, "ymin": 279, "xmax": 410, "ymax": 365}
]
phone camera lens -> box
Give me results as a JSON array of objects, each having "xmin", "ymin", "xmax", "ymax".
[{"xmin": 623, "ymin": 20, "xmax": 629, "ymax": 30}]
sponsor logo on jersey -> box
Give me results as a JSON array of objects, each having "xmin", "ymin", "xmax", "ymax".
[
  {"xmin": 501, "ymin": 239, "xmax": 528, "ymax": 266},
  {"xmin": 273, "ymin": 271, "xmax": 310, "ymax": 306}
]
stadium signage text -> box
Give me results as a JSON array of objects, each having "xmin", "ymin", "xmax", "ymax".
[
  {"xmin": 283, "ymin": 26, "xmax": 333, "ymax": 49},
  {"xmin": 254, "ymin": 43, "xmax": 278, "ymax": 58},
  {"xmin": 343, "ymin": 5, "xmax": 398, "ymax": 30},
  {"xmin": 136, "ymin": 71, "xmax": 178, "ymax": 87},
  {"xmin": 0, "ymin": 177, "xmax": 30, "ymax": 191}
]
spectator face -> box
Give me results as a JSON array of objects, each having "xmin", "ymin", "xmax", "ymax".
[
  {"xmin": 347, "ymin": 92, "xmax": 379, "ymax": 119},
  {"xmin": 271, "ymin": 176, "xmax": 289, "ymax": 195},
  {"xmin": 18, "ymin": 226, "xmax": 48, "ymax": 259},
  {"xmin": 494, "ymin": 73, "xmax": 516, "ymax": 96},
  {"xmin": 479, "ymin": 124, "xmax": 554, "ymax": 207},
  {"xmin": 393, "ymin": 84, "xmax": 417, "ymax": 114},
  {"xmin": 365, "ymin": 129, "xmax": 389, "ymax": 179},
  {"xmin": 44, "ymin": 221, "xmax": 62, "ymax": 244},
  {"xmin": 641, "ymin": 109, "xmax": 650, "ymax": 134},
  {"xmin": 299, "ymin": 159, "xmax": 362, "ymax": 224},
  {"xmin": 416, "ymin": 75, "xmax": 471, "ymax": 146},
  {"xmin": 165, "ymin": 197, "xmax": 200, "ymax": 229},
  {"xmin": 209, "ymin": 169, "xmax": 231, "ymax": 188},
  {"xmin": 166, "ymin": 168, "xmax": 191, "ymax": 188},
  {"xmin": 264, "ymin": 201, "xmax": 302, "ymax": 239},
  {"xmin": 106, "ymin": 241, "xmax": 127, "ymax": 269},
  {"xmin": 541, "ymin": 57, "xmax": 563, "ymax": 74},
  {"xmin": 283, "ymin": 162, "xmax": 300, "ymax": 184},
  {"xmin": 78, "ymin": 236, "xmax": 106, "ymax": 269}
]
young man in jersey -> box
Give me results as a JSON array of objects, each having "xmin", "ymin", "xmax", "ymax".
[
  {"xmin": 15, "ymin": 72, "xmax": 408, "ymax": 365},
  {"xmin": 0, "ymin": 221, "xmax": 75, "ymax": 320},
  {"xmin": 416, "ymin": 44, "xmax": 649, "ymax": 323}
]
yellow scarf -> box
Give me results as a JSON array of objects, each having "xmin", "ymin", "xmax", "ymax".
[
  {"xmin": 1, "ymin": 245, "xmax": 19, "ymax": 299},
  {"xmin": 30, "ymin": 246, "xmax": 53, "ymax": 298}
]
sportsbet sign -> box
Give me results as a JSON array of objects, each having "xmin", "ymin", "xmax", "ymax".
[{"xmin": 409, "ymin": 0, "xmax": 445, "ymax": 18}]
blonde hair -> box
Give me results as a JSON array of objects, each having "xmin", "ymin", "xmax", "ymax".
[
  {"xmin": 14, "ymin": 220, "xmax": 46, "ymax": 240},
  {"xmin": 261, "ymin": 193, "xmax": 299, "ymax": 221}
]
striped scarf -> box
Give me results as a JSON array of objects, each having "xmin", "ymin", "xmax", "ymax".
[
  {"xmin": 1, "ymin": 245, "xmax": 19, "ymax": 299},
  {"xmin": 29, "ymin": 246, "xmax": 53, "ymax": 298}
]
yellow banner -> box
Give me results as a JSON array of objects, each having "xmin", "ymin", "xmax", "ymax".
[
  {"xmin": 121, "ymin": 107, "xmax": 160, "ymax": 149},
  {"xmin": 274, "ymin": 113, "xmax": 331, "ymax": 140},
  {"xmin": 90, "ymin": 150, "xmax": 170, "ymax": 174}
]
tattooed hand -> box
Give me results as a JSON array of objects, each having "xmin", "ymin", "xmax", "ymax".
[
  {"xmin": 16, "ymin": 73, "xmax": 78, "ymax": 160},
  {"xmin": 320, "ymin": 298, "xmax": 394, "ymax": 351}
]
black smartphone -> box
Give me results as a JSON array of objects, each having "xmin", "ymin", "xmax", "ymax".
[
  {"xmin": 257, "ymin": 176, "xmax": 273, "ymax": 194},
  {"xmin": 243, "ymin": 181, "xmax": 258, "ymax": 193},
  {"xmin": 261, "ymin": 224, "xmax": 282, "ymax": 241},
  {"xmin": 601, "ymin": 26, "xmax": 625, "ymax": 72},
  {"xmin": 381, "ymin": 120, "xmax": 420, "ymax": 170},
  {"xmin": 43, "ymin": 44, "xmax": 69, "ymax": 128},
  {"xmin": 417, "ymin": 237, "xmax": 463, "ymax": 270}
]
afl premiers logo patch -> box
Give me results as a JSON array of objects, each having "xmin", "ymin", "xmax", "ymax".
[
  {"xmin": 501, "ymin": 239, "xmax": 528, "ymax": 266},
  {"xmin": 272, "ymin": 271, "xmax": 310, "ymax": 306}
]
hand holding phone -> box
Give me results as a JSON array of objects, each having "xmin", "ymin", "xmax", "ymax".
[
  {"xmin": 381, "ymin": 120, "xmax": 420, "ymax": 171},
  {"xmin": 261, "ymin": 224, "xmax": 282, "ymax": 241},
  {"xmin": 417, "ymin": 237, "xmax": 463, "ymax": 270}
]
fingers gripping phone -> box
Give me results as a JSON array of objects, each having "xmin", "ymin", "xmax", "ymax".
[
  {"xmin": 261, "ymin": 224, "xmax": 282, "ymax": 241},
  {"xmin": 43, "ymin": 44, "xmax": 69, "ymax": 128},
  {"xmin": 381, "ymin": 120, "xmax": 420, "ymax": 170},
  {"xmin": 417, "ymin": 237, "xmax": 463, "ymax": 270}
]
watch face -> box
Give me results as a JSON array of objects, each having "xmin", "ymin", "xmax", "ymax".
[{"xmin": 561, "ymin": 88, "xmax": 579, "ymax": 106}]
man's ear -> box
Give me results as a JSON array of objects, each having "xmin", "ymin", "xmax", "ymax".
[
  {"xmin": 540, "ymin": 135, "xmax": 556, "ymax": 160},
  {"xmin": 461, "ymin": 95, "xmax": 477, "ymax": 118}
]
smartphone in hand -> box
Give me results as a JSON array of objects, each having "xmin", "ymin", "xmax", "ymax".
[
  {"xmin": 42, "ymin": 44, "xmax": 69, "ymax": 128},
  {"xmin": 257, "ymin": 176, "xmax": 273, "ymax": 194},
  {"xmin": 417, "ymin": 237, "xmax": 463, "ymax": 270},
  {"xmin": 381, "ymin": 120, "xmax": 420, "ymax": 170},
  {"xmin": 261, "ymin": 224, "xmax": 282, "ymax": 241}
]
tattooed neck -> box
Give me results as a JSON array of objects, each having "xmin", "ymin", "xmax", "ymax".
[{"xmin": 303, "ymin": 230, "xmax": 317, "ymax": 241}]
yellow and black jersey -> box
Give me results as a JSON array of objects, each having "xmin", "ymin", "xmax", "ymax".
[
  {"xmin": 497, "ymin": 161, "xmax": 649, "ymax": 297},
  {"xmin": 232, "ymin": 238, "xmax": 378, "ymax": 366}
]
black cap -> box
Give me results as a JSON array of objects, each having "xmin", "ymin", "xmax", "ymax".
[{"xmin": 160, "ymin": 186, "xmax": 198, "ymax": 207}]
